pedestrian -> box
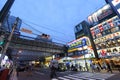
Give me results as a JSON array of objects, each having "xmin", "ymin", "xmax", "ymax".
[
  {"xmin": 90, "ymin": 63, "xmax": 95, "ymax": 73},
  {"xmin": 28, "ymin": 64, "xmax": 33, "ymax": 76},
  {"xmin": 49, "ymin": 59, "xmax": 58, "ymax": 79},
  {"xmin": 102, "ymin": 62, "xmax": 107, "ymax": 70},
  {"xmin": 106, "ymin": 62, "xmax": 112, "ymax": 73}
]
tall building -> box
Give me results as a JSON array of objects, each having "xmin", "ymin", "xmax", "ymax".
[
  {"xmin": 88, "ymin": 4, "xmax": 120, "ymax": 59},
  {"xmin": 67, "ymin": 21, "xmax": 97, "ymax": 70},
  {"xmin": 74, "ymin": 20, "xmax": 98, "ymax": 58},
  {"xmin": 2, "ymin": 15, "xmax": 22, "ymax": 33}
]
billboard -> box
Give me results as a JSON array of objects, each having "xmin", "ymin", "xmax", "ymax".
[
  {"xmin": 107, "ymin": 0, "xmax": 120, "ymax": 18},
  {"xmin": 87, "ymin": 4, "xmax": 115, "ymax": 25},
  {"xmin": 67, "ymin": 37, "xmax": 89, "ymax": 49}
]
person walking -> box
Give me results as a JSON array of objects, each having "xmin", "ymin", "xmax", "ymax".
[
  {"xmin": 90, "ymin": 63, "xmax": 95, "ymax": 73},
  {"xmin": 49, "ymin": 59, "xmax": 58, "ymax": 79},
  {"xmin": 106, "ymin": 62, "xmax": 112, "ymax": 73}
]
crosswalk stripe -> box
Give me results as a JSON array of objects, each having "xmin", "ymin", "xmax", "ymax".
[
  {"xmin": 68, "ymin": 75, "xmax": 95, "ymax": 80},
  {"xmin": 64, "ymin": 76, "xmax": 83, "ymax": 80},
  {"xmin": 52, "ymin": 78, "xmax": 58, "ymax": 80},
  {"xmin": 57, "ymin": 72, "xmax": 115, "ymax": 80},
  {"xmin": 58, "ymin": 77, "xmax": 70, "ymax": 80}
]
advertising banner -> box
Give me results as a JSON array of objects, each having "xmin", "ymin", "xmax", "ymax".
[
  {"xmin": 107, "ymin": 0, "xmax": 120, "ymax": 18},
  {"xmin": 88, "ymin": 4, "xmax": 114, "ymax": 25}
]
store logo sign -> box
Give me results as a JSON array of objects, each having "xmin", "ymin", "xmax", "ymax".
[{"xmin": 68, "ymin": 38, "xmax": 87, "ymax": 49}]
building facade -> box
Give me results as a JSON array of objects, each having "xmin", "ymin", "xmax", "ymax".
[
  {"xmin": 89, "ymin": 3, "xmax": 120, "ymax": 66},
  {"xmin": 66, "ymin": 21, "xmax": 97, "ymax": 70}
]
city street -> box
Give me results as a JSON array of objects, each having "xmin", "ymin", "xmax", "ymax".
[
  {"xmin": 1, "ymin": 1, "xmax": 120, "ymax": 80},
  {"xmin": 17, "ymin": 68, "xmax": 120, "ymax": 80}
]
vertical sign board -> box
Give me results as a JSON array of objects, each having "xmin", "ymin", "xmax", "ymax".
[{"xmin": 107, "ymin": 0, "xmax": 120, "ymax": 18}]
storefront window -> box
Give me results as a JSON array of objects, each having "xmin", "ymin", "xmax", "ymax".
[
  {"xmin": 106, "ymin": 40, "xmax": 111, "ymax": 48},
  {"xmin": 105, "ymin": 29, "xmax": 111, "ymax": 35},
  {"xmin": 102, "ymin": 22, "xmax": 108, "ymax": 30},
  {"xmin": 116, "ymin": 38, "xmax": 120, "ymax": 46},
  {"xmin": 110, "ymin": 27, "xmax": 119, "ymax": 33}
]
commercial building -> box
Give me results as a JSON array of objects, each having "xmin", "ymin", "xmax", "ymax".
[
  {"xmin": 67, "ymin": 21, "xmax": 96, "ymax": 71},
  {"xmin": 89, "ymin": 3, "xmax": 120, "ymax": 65}
]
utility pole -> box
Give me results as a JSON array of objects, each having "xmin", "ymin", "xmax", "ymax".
[
  {"xmin": 0, "ymin": 17, "xmax": 19, "ymax": 63},
  {"xmin": 2, "ymin": 17, "xmax": 19, "ymax": 54},
  {"xmin": 0, "ymin": 0, "xmax": 15, "ymax": 26}
]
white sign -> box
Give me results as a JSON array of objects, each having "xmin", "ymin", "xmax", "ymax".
[{"xmin": 112, "ymin": 0, "xmax": 120, "ymax": 13}]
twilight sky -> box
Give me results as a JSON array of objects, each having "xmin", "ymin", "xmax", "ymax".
[{"xmin": 1, "ymin": 0, "xmax": 106, "ymax": 44}]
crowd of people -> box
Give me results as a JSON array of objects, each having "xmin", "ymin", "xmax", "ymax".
[
  {"xmin": 49, "ymin": 59, "xmax": 120, "ymax": 79},
  {"xmin": 90, "ymin": 60, "xmax": 120, "ymax": 73}
]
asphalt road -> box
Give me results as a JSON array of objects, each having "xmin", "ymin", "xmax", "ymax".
[{"xmin": 17, "ymin": 68, "xmax": 120, "ymax": 80}]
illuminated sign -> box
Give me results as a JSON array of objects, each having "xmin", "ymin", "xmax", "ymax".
[
  {"xmin": 67, "ymin": 37, "xmax": 89, "ymax": 49},
  {"xmin": 88, "ymin": 4, "xmax": 114, "ymax": 25},
  {"xmin": 107, "ymin": 0, "xmax": 120, "ymax": 18},
  {"xmin": 97, "ymin": 9, "xmax": 113, "ymax": 20}
]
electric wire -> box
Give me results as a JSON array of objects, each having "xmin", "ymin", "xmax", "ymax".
[
  {"xmin": 22, "ymin": 19, "xmax": 75, "ymax": 38},
  {"xmin": 21, "ymin": 21, "xmax": 69, "ymax": 43}
]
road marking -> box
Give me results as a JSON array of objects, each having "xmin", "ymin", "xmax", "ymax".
[
  {"xmin": 58, "ymin": 77, "xmax": 70, "ymax": 80},
  {"xmin": 57, "ymin": 72, "xmax": 115, "ymax": 80},
  {"xmin": 52, "ymin": 78, "xmax": 58, "ymax": 80},
  {"xmin": 34, "ymin": 71, "xmax": 44, "ymax": 75},
  {"xmin": 64, "ymin": 76, "xmax": 82, "ymax": 80}
]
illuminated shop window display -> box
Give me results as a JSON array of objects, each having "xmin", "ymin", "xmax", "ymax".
[{"xmin": 90, "ymin": 16, "xmax": 120, "ymax": 58}]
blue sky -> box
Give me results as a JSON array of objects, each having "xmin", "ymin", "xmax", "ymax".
[{"xmin": 1, "ymin": 0, "xmax": 106, "ymax": 44}]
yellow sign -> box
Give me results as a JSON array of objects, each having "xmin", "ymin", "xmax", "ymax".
[{"xmin": 68, "ymin": 48, "xmax": 78, "ymax": 53}]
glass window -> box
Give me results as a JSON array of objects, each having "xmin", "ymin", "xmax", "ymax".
[
  {"xmin": 103, "ymin": 22, "xmax": 109, "ymax": 30},
  {"xmin": 75, "ymin": 24, "xmax": 83, "ymax": 33}
]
